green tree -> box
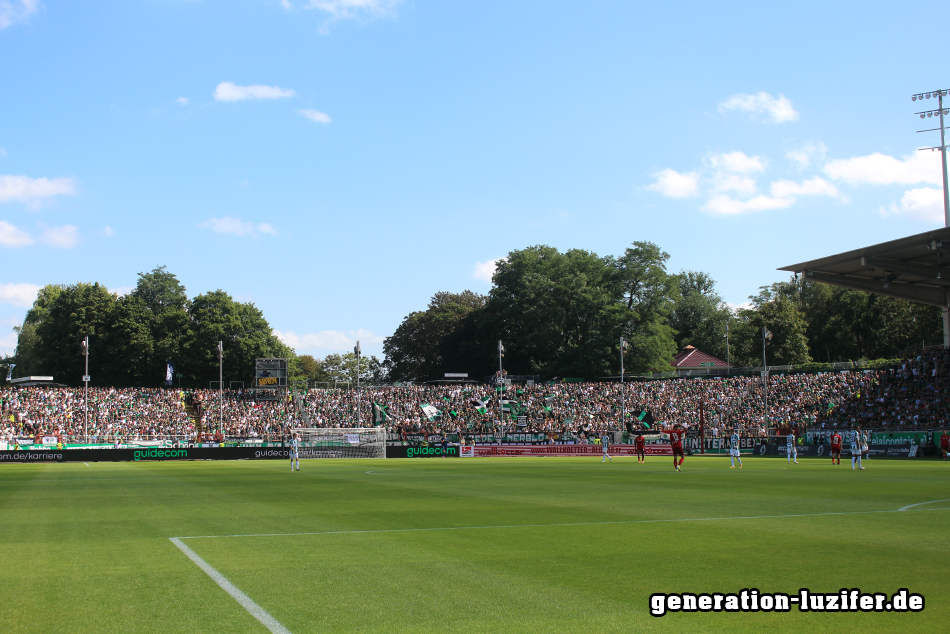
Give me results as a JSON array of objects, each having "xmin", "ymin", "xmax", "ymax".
[
  {"xmin": 131, "ymin": 266, "xmax": 190, "ymax": 384},
  {"xmin": 670, "ymin": 270, "xmax": 732, "ymax": 361},
  {"xmin": 383, "ymin": 291, "xmax": 487, "ymax": 381},
  {"xmin": 183, "ymin": 291, "xmax": 293, "ymax": 386},
  {"xmin": 485, "ymin": 246, "xmax": 622, "ymax": 378},
  {"xmin": 614, "ymin": 242, "xmax": 679, "ymax": 373},
  {"xmin": 13, "ymin": 284, "xmax": 64, "ymax": 378},
  {"xmin": 320, "ymin": 352, "xmax": 385, "ymax": 384},
  {"xmin": 33, "ymin": 283, "xmax": 120, "ymax": 386}
]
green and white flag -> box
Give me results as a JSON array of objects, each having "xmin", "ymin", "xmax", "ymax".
[
  {"xmin": 543, "ymin": 395, "xmax": 555, "ymax": 412},
  {"xmin": 471, "ymin": 396, "xmax": 490, "ymax": 415},
  {"xmin": 501, "ymin": 400, "xmax": 526, "ymax": 417},
  {"xmin": 420, "ymin": 403, "xmax": 441, "ymax": 421},
  {"xmin": 372, "ymin": 402, "xmax": 390, "ymax": 425}
]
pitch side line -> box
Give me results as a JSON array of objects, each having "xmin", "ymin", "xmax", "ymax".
[
  {"xmin": 170, "ymin": 538, "xmax": 292, "ymax": 634},
  {"xmin": 174, "ymin": 505, "xmax": 950, "ymax": 541}
]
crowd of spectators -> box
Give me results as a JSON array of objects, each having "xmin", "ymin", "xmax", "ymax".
[
  {"xmin": 819, "ymin": 347, "xmax": 949, "ymax": 431},
  {"xmin": 0, "ymin": 386, "xmax": 191, "ymax": 444},
  {"xmin": 1, "ymin": 353, "xmax": 945, "ymax": 445}
]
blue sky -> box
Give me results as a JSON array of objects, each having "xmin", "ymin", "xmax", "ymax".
[{"xmin": 1, "ymin": 0, "xmax": 948, "ymax": 360}]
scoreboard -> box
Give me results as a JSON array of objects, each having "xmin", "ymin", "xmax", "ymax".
[{"xmin": 254, "ymin": 358, "xmax": 288, "ymax": 389}]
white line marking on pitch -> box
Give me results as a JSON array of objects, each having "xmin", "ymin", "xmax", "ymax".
[
  {"xmin": 174, "ymin": 506, "xmax": 949, "ymax": 541},
  {"xmin": 170, "ymin": 538, "xmax": 292, "ymax": 634},
  {"xmin": 84, "ymin": 463, "xmax": 89, "ymax": 466},
  {"xmin": 898, "ymin": 499, "xmax": 950, "ymax": 511}
]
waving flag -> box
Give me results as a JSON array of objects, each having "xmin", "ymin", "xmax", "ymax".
[
  {"xmin": 5, "ymin": 364, "xmax": 14, "ymax": 382},
  {"xmin": 420, "ymin": 403, "xmax": 441, "ymax": 421},
  {"xmin": 372, "ymin": 402, "xmax": 391, "ymax": 425},
  {"xmin": 471, "ymin": 396, "xmax": 490, "ymax": 415},
  {"xmin": 165, "ymin": 361, "xmax": 174, "ymax": 386}
]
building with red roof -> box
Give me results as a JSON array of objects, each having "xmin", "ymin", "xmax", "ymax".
[{"xmin": 671, "ymin": 345, "xmax": 730, "ymax": 370}]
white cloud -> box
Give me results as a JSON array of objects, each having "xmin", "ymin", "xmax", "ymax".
[
  {"xmin": 303, "ymin": 0, "xmax": 402, "ymax": 20},
  {"xmin": 881, "ymin": 187, "xmax": 945, "ymax": 224},
  {"xmin": 101, "ymin": 225, "xmax": 114, "ymax": 237},
  {"xmin": 726, "ymin": 301, "xmax": 753, "ymax": 311},
  {"xmin": 472, "ymin": 258, "xmax": 503, "ymax": 283},
  {"xmin": 710, "ymin": 174, "xmax": 757, "ymax": 195},
  {"xmin": 108, "ymin": 285, "xmax": 134, "ymax": 297},
  {"xmin": 703, "ymin": 194, "xmax": 794, "ymax": 216},
  {"xmin": 40, "ymin": 224, "xmax": 79, "ymax": 248},
  {"xmin": 708, "ymin": 151, "xmax": 766, "ymax": 174},
  {"xmin": 0, "ymin": 220, "xmax": 33, "ymax": 247},
  {"xmin": 298, "ymin": 109, "xmax": 332, "ymax": 124},
  {"xmin": 275, "ymin": 328, "xmax": 384, "ymax": 354},
  {"xmin": 0, "ymin": 174, "xmax": 77, "ymax": 206},
  {"xmin": 824, "ymin": 151, "xmax": 941, "ymax": 186},
  {"xmin": 0, "ymin": 282, "xmax": 40, "ymax": 307},
  {"xmin": 214, "ymin": 82, "xmax": 296, "ymax": 102},
  {"xmin": 0, "ymin": 330, "xmax": 17, "ymax": 357},
  {"xmin": 176, "ymin": 97, "xmax": 189, "ymax": 105},
  {"xmin": 199, "ymin": 217, "xmax": 279, "ymax": 237},
  {"xmin": 646, "ymin": 168, "xmax": 700, "ymax": 198},
  {"xmin": 0, "ymin": 0, "xmax": 40, "ymax": 30},
  {"xmin": 718, "ymin": 92, "xmax": 799, "ymax": 123},
  {"xmin": 770, "ymin": 177, "xmax": 842, "ymax": 200},
  {"xmin": 786, "ymin": 142, "xmax": 827, "ymax": 169}
]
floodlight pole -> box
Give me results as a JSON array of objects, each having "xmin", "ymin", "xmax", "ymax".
[
  {"xmin": 619, "ymin": 336, "xmax": 627, "ymax": 428},
  {"xmin": 82, "ymin": 336, "xmax": 89, "ymax": 443},
  {"xmin": 942, "ymin": 92, "xmax": 950, "ymax": 348},
  {"xmin": 761, "ymin": 328, "xmax": 768, "ymax": 430},
  {"xmin": 497, "ymin": 340, "xmax": 505, "ymax": 431},
  {"xmin": 914, "ymin": 88, "xmax": 950, "ymax": 348},
  {"xmin": 354, "ymin": 341, "xmax": 361, "ymax": 426},
  {"xmin": 724, "ymin": 322, "xmax": 730, "ymax": 376},
  {"xmin": 217, "ymin": 341, "xmax": 223, "ymax": 434}
]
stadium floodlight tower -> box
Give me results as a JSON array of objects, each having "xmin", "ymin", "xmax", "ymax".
[
  {"xmin": 354, "ymin": 340, "xmax": 361, "ymax": 426},
  {"xmin": 913, "ymin": 87, "xmax": 950, "ymax": 342},
  {"xmin": 497, "ymin": 340, "xmax": 505, "ymax": 428},
  {"xmin": 81, "ymin": 336, "xmax": 89, "ymax": 442},
  {"xmin": 217, "ymin": 341, "xmax": 223, "ymax": 433},
  {"xmin": 619, "ymin": 336, "xmax": 628, "ymax": 425}
]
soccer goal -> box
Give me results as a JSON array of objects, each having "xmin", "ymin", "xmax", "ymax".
[{"xmin": 292, "ymin": 428, "xmax": 386, "ymax": 459}]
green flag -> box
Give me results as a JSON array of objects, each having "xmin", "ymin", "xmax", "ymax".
[{"xmin": 372, "ymin": 402, "xmax": 390, "ymax": 425}]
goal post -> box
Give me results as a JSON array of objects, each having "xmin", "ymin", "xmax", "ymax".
[{"xmin": 291, "ymin": 427, "xmax": 386, "ymax": 459}]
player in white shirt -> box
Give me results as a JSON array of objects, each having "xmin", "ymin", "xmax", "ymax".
[
  {"xmin": 290, "ymin": 433, "xmax": 300, "ymax": 472},
  {"xmin": 786, "ymin": 432, "xmax": 798, "ymax": 464},
  {"xmin": 601, "ymin": 433, "xmax": 612, "ymax": 462},
  {"xmin": 861, "ymin": 430, "xmax": 870, "ymax": 460},
  {"xmin": 850, "ymin": 427, "xmax": 865, "ymax": 470},
  {"xmin": 729, "ymin": 429, "xmax": 742, "ymax": 469}
]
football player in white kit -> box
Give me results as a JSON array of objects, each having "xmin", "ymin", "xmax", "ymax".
[
  {"xmin": 729, "ymin": 428, "xmax": 742, "ymax": 469},
  {"xmin": 290, "ymin": 433, "xmax": 300, "ymax": 472},
  {"xmin": 786, "ymin": 431, "xmax": 798, "ymax": 464},
  {"xmin": 850, "ymin": 427, "xmax": 865, "ymax": 470},
  {"xmin": 601, "ymin": 432, "xmax": 612, "ymax": 462}
]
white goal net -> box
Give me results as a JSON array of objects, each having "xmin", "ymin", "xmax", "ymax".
[{"xmin": 291, "ymin": 428, "xmax": 386, "ymax": 459}]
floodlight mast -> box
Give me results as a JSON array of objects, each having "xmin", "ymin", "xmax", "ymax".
[
  {"xmin": 81, "ymin": 336, "xmax": 89, "ymax": 442},
  {"xmin": 619, "ymin": 336, "xmax": 628, "ymax": 427},
  {"xmin": 913, "ymin": 88, "xmax": 950, "ymax": 347}
]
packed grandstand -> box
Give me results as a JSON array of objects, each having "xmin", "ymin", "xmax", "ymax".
[{"xmin": 1, "ymin": 346, "xmax": 946, "ymax": 447}]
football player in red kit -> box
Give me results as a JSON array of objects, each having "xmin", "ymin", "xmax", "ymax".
[
  {"xmin": 663, "ymin": 424, "xmax": 686, "ymax": 471},
  {"xmin": 830, "ymin": 430, "xmax": 842, "ymax": 465},
  {"xmin": 634, "ymin": 433, "xmax": 646, "ymax": 463}
]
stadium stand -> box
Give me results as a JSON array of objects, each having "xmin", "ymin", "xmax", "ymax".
[{"xmin": 2, "ymin": 353, "xmax": 944, "ymax": 446}]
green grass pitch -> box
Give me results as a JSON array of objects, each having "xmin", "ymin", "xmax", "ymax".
[{"xmin": 1, "ymin": 455, "xmax": 947, "ymax": 633}]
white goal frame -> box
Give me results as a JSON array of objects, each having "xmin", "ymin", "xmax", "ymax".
[{"xmin": 291, "ymin": 427, "xmax": 386, "ymax": 459}]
